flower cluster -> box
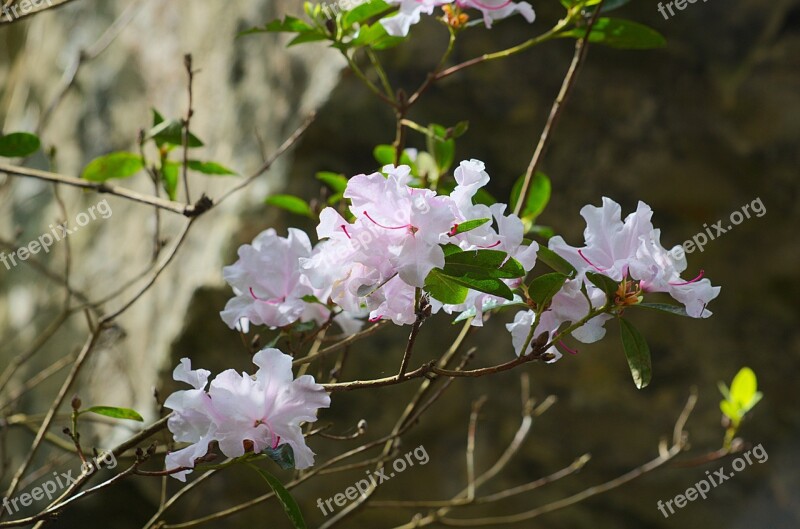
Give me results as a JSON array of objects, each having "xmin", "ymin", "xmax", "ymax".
[
  {"xmin": 164, "ymin": 349, "xmax": 330, "ymax": 481},
  {"xmin": 507, "ymin": 197, "xmax": 721, "ymax": 358},
  {"xmin": 381, "ymin": 0, "xmax": 535, "ymax": 37},
  {"xmin": 223, "ymin": 160, "xmax": 537, "ymax": 329},
  {"xmin": 301, "ymin": 161, "xmax": 538, "ymax": 325}
]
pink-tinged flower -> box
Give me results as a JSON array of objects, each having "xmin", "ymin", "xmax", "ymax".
[
  {"xmin": 221, "ymin": 228, "xmax": 362, "ymax": 334},
  {"xmin": 549, "ymin": 197, "xmax": 720, "ymax": 318},
  {"xmin": 164, "ymin": 349, "xmax": 330, "ymax": 481},
  {"xmin": 457, "ymin": 0, "xmax": 535, "ymax": 27},
  {"xmin": 220, "ymin": 228, "xmax": 315, "ymax": 329},
  {"xmin": 380, "ymin": 0, "xmax": 534, "ymax": 37},
  {"xmin": 344, "ymin": 165, "xmax": 454, "ymax": 288},
  {"xmin": 164, "ymin": 359, "xmax": 217, "ymax": 482},
  {"xmin": 381, "ymin": 0, "xmax": 452, "ymax": 37}
]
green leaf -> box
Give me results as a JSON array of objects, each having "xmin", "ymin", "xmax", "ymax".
[
  {"xmin": 451, "ymin": 218, "xmax": 490, "ymax": 235},
  {"xmin": 510, "ymin": 172, "xmax": 551, "ymax": 222},
  {"xmin": 619, "ymin": 318, "xmax": 652, "ymax": 389},
  {"xmin": 558, "ymin": 18, "xmax": 667, "ymax": 49},
  {"xmin": 265, "ymin": 195, "xmax": 313, "ymax": 217},
  {"xmin": 425, "ymin": 268, "xmax": 469, "ymax": 305},
  {"xmin": 250, "ymin": 16, "xmax": 313, "ymax": 34},
  {"xmin": 443, "ymin": 250, "xmax": 525, "ymax": 280},
  {"xmin": 637, "ymin": 302, "xmax": 689, "ymax": 317},
  {"xmin": 343, "ymin": 0, "xmax": 390, "ymax": 27},
  {"xmin": 249, "ymin": 464, "xmax": 307, "ymax": 529},
  {"xmin": 147, "ymin": 119, "xmax": 204, "ymax": 148},
  {"xmin": 263, "ymin": 444, "xmax": 296, "ymax": 470},
  {"xmin": 717, "ymin": 381, "xmax": 731, "ymax": 401},
  {"xmin": 536, "ymin": 246, "xmax": 577, "ymax": 278},
  {"xmin": 450, "ymin": 121, "xmax": 469, "ymax": 139},
  {"xmin": 528, "ymin": 225, "xmax": 555, "ymax": 239},
  {"xmin": 0, "ymin": 132, "xmax": 41, "ymax": 158},
  {"xmin": 426, "ymin": 124, "xmax": 455, "ymax": 173},
  {"xmin": 528, "ymin": 272, "xmax": 567, "ymax": 307},
  {"xmin": 187, "ymin": 160, "xmax": 237, "ymax": 175},
  {"xmin": 162, "ymin": 161, "xmax": 180, "ymax": 201},
  {"xmin": 586, "ymin": 271, "xmax": 619, "ymax": 301},
  {"xmin": 351, "ymin": 22, "xmax": 404, "ymax": 50},
  {"xmin": 81, "ymin": 152, "xmax": 144, "ymax": 182},
  {"xmin": 373, "ymin": 144, "xmax": 414, "ymax": 166},
  {"xmin": 316, "ymin": 171, "xmax": 348, "ymax": 193},
  {"xmin": 82, "ymin": 406, "xmax": 144, "ymax": 422},
  {"xmin": 442, "ymin": 243, "xmax": 462, "ymax": 256},
  {"xmin": 448, "ymin": 274, "xmax": 514, "ymax": 300},
  {"xmin": 288, "ymin": 32, "xmax": 328, "ymax": 46}
]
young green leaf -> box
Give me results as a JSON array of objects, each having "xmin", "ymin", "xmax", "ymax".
[
  {"xmin": 249, "ymin": 464, "xmax": 307, "ymax": 529},
  {"xmin": 265, "ymin": 195, "xmax": 313, "ymax": 217},
  {"xmin": 536, "ymin": 246, "xmax": 577, "ymax": 278},
  {"xmin": 81, "ymin": 152, "xmax": 144, "ymax": 182},
  {"xmin": 82, "ymin": 406, "xmax": 144, "ymax": 422},
  {"xmin": 619, "ymin": 318, "xmax": 652, "ymax": 389},
  {"xmin": 528, "ymin": 272, "xmax": 567, "ymax": 307},
  {"xmin": 187, "ymin": 160, "xmax": 238, "ymax": 175},
  {"xmin": 558, "ymin": 18, "xmax": 666, "ymax": 49},
  {"xmin": 0, "ymin": 132, "xmax": 41, "ymax": 158},
  {"xmin": 729, "ymin": 367, "xmax": 762, "ymax": 413}
]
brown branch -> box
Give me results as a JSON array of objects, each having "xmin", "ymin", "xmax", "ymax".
[{"xmin": 513, "ymin": 4, "xmax": 603, "ymax": 217}]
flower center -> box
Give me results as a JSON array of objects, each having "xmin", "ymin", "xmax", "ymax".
[{"xmin": 614, "ymin": 276, "xmax": 643, "ymax": 308}]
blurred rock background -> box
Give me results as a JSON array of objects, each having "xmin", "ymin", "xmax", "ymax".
[{"xmin": 1, "ymin": 0, "xmax": 799, "ymax": 527}]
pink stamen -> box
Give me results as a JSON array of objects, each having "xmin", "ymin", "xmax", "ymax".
[
  {"xmin": 578, "ymin": 249, "xmax": 606, "ymax": 272},
  {"xmin": 369, "ymin": 315, "xmax": 383, "ymax": 323},
  {"xmin": 272, "ymin": 435, "xmax": 281, "ymax": 450},
  {"xmin": 463, "ymin": 0, "xmax": 513, "ymax": 10},
  {"xmin": 363, "ymin": 211, "xmax": 411, "ymax": 231},
  {"xmin": 449, "ymin": 224, "xmax": 460, "ymax": 236},
  {"xmin": 558, "ymin": 341, "xmax": 579, "ymax": 355},
  {"xmin": 249, "ymin": 288, "xmax": 285, "ymax": 305},
  {"xmin": 669, "ymin": 269, "xmax": 705, "ymax": 286},
  {"xmin": 479, "ymin": 241, "xmax": 501, "ymax": 249},
  {"xmin": 340, "ymin": 224, "xmax": 352, "ymax": 240}
]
